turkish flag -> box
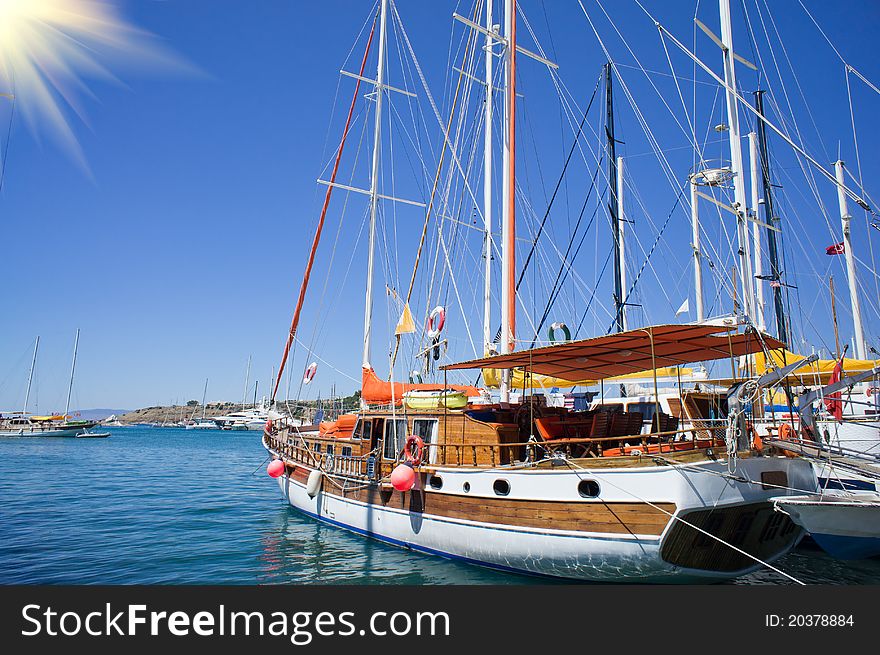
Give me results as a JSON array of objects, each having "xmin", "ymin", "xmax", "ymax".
[{"xmin": 826, "ymin": 242, "xmax": 845, "ymax": 255}]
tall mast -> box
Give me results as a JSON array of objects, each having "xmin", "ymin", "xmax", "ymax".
[
  {"xmin": 605, "ymin": 63, "xmax": 623, "ymax": 333},
  {"xmin": 500, "ymin": 0, "xmax": 516, "ymax": 403},
  {"xmin": 617, "ymin": 155, "xmax": 628, "ymax": 330},
  {"xmin": 483, "ymin": 0, "xmax": 495, "ymax": 355},
  {"xmin": 201, "ymin": 377, "xmax": 208, "ymax": 420},
  {"xmin": 362, "ymin": 0, "xmax": 389, "ymax": 371},
  {"xmin": 719, "ymin": 0, "xmax": 757, "ymax": 324},
  {"xmin": 22, "ymin": 336, "xmax": 39, "ymax": 416},
  {"xmin": 690, "ymin": 180, "xmax": 705, "ymax": 321},
  {"xmin": 64, "ymin": 329, "xmax": 80, "ymax": 419},
  {"xmin": 242, "ymin": 354, "xmax": 251, "ymax": 409},
  {"xmin": 753, "ymin": 90, "xmax": 787, "ymax": 343},
  {"xmin": 834, "ymin": 159, "xmax": 867, "ymax": 360},
  {"xmin": 748, "ymin": 131, "xmax": 766, "ymax": 330}
]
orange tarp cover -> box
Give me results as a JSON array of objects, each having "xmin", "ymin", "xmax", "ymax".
[
  {"xmin": 319, "ymin": 413, "xmax": 358, "ymax": 438},
  {"xmin": 443, "ymin": 324, "xmax": 783, "ymax": 383},
  {"xmin": 361, "ymin": 367, "xmax": 482, "ymax": 406}
]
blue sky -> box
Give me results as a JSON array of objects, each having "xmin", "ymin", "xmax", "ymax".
[{"xmin": 1, "ymin": 0, "xmax": 879, "ymax": 412}]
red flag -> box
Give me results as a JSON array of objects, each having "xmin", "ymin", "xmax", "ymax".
[
  {"xmin": 824, "ymin": 352, "xmax": 846, "ymax": 421},
  {"xmin": 826, "ymin": 242, "xmax": 845, "ymax": 255},
  {"xmin": 769, "ymin": 280, "xmax": 781, "ymax": 288}
]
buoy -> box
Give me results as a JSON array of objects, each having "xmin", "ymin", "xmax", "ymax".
[
  {"xmin": 427, "ymin": 306, "xmax": 446, "ymax": 338},
  {"xmin": 303, "ymin": 362, "xmax": 318, "ymax": 385},
  {"xmin": 403, "ymin": 435, "xmax": 424, "ymax": 466},
  {"xmin": 390, "ymin": 462, "xmax": 416, "ymax": 491},
  {"xmin": 306, "ymin": 469, "xmax": 323, "ymax": 498},
  {"xmin": 267, "ymin": 459, "xmax": 285, "ymax": 478},
  {"xmin": 548, "ymin": 321, "xmax": 571, "ymax": 343}
]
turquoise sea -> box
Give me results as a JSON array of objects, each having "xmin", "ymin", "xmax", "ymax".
[{"xmin": 1, "ymin": 426, "xmax": 878, "ymax": 585}]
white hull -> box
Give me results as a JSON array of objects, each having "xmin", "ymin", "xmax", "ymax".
[
  {"xmin": 775, "ymin": 492, "xmax": 880, "ymax": 559},
  {"xmin": 272, "ymin": 453, "xmax": 816, "ymax": 582},
  {"xmin": 0, "ymin": 426, "xmax": 93, "ymax": 437}
]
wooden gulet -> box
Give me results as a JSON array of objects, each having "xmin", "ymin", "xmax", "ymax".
[{"xmin": 263, "ymin": 0, "xmax": 819, "ymax": 583}]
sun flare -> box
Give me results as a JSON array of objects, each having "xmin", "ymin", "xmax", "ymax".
[{"xmin": 0, "ymin": 0, "xmax": 184, "ymax": 167}]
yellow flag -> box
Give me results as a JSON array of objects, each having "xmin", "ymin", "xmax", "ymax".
[{"xmin": 395, "ymin": 302, "xmax": 415, "ymax": 335}]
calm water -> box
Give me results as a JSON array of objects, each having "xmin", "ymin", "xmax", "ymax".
[{"xmin": 1, "ymin": 427, "xmax": 878, "ymax": 585}]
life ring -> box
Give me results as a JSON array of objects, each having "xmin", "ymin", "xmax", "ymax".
[
  {"xmin": 303, "ymin": 362, "xmax": 317, "ymax": 384},
  {"xmin": 409, "ymin": 370, "xmax": 423, "ymax": 384},
  {"xmin": 427, "ymin": 306, "xmax": 446, "ymax": 338},
  {"xmin": 403, "ymin": 435, "xmax": 424, "ymax": 466},
  {"xmin": 867, "ymin": 387, "xmax": 877, "ymax": 397},
  {"xmin": 548, "ymin": 321, "xmax": 571, "ymax": 343}
]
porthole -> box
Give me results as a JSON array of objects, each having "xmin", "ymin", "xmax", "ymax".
[
  {"xmin": 429, "ymin": 475, "xmax": 443, "ymax": 490},
  {"xmin": 462, "ymin": 481, "xmax": 471, "ymax": 493},
  {"xmin": 493, "ymin": 479, "xmax": 511, "ymax": 496},
  {"xmin": 578, "ymin": 479, "xmax": 600, "ymax": 498}
]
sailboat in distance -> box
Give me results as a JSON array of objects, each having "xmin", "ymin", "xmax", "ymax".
[
  {"xmin": 261, "ymin": 0, "xmax": 821, "ymax": 582},
  {"xmin": 185, "ymin": 378, "xmax": 216, "ymax": 430},
  {"xmin": 0, "ymin": 330, "xmax": 105, "ymax": 438}
]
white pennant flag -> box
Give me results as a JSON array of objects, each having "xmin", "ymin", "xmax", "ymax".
[{"xmin": 675, "ymin": 298, "xmax": 690, "ymax": 316}]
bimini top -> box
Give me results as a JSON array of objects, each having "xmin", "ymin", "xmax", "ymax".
[{"xmin": 442, "ymin": 323, "xmax": 784, "ymax": 383}]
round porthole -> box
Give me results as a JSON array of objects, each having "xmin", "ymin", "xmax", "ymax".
[
  {"xmin": 578, "ymin": 479, "xmax": 600, "ymax": 498},
  {"xmin": 493, "ymin": 479, "xmax": 511, "ymax": 496},
  {"xmin": 462, "ymin": 481, "xmax": 471, "ymax": 493},
  {"xmin": 429, "ymin": 475, "xmax": 443, "ymax": 490}
]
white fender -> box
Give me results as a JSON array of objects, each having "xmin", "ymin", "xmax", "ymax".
[{"xmin": 306, "ymin": 469, "xmax": 323, "ymax": 498}]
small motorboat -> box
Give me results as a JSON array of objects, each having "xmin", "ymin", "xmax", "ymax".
[
  {"xmin": 76, "ymin": 431, "xmax": 111, "ymax": 439},
  {"xmin": 402, "ymin": 389, "xmax": 468, "ymax": 410},
  {"xmin": 773, "ymin": 491, "xmax": 880, "ymax": 559}
]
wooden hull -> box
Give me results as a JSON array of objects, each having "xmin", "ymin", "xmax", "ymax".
[{"xmin": 267, "ymin": 440, "xmax": 816, "ymax": 582}]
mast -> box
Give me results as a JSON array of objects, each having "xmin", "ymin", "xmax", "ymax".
[
  {"xmin": 719, "ymin": 0, "xmax": 757, "ymax": 324},
  {"xmin": 830, "ymin": 275, "xmax": 841, "ymax": 358},
  {"xmin": 605, "ymin": 63, "xmax": 623, "ymax": 333},
  {"xmin": 201, "ymin": 377, "xmax": 208, "ymax": 420},
  {"xmin": 753, "ymin": 90, "xmax": 787, "ymax": 343},
  {"xmin": 362, "ymin": 0, "xmax": 389, "ymax": 371},
  {"xmin": 617, "ymin": 155, "xmax": 628, "ymax": 330},
  {"xmin": 63, "ymin": 329, "xmax": 80, "ymax": 420},
  {"xmin": 690, "ymin": 180, "xmax": 705, "ymax": 321},
  {"xmin": 242, "ymin": 354, "xmax": 251, "ymax": 410},
  {"xmin": 483, "ymin": 0, "xmax": 494, "ymax": 355},
  {"xmin": 834, "ymin": 159, "xmax": 867, "ymax": 360},
  {"xmin": 748, "ymin": 131, "xmax": 766, "ymax": 330},
  {"xmin": 500, "ymin": 0, "xmax": 516, "ymax": 403},
  {"xmin": 22, "ymin": 336, "xmax": 39, "ymax": 416}
]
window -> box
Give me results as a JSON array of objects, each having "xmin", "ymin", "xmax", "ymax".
[
  {"xmin": 353, "ymin": 419, "xmax": 372, "ymax": 442},
  {"xmin": 626, "ymin": 402, "xmax": 657, "ymax": 421},
  {"xmin": 493, "ymin": 479, "xmax": 511, "ymax": 496},
  {"xmin": 383, "ymin": 418, "xmax": 408, "ymax": 460},
  {"xmin": 577, "ymin": 479, "xmax": 600, "ymax": 498},
  {"xmin": 412, "ymin": 418, "xmax": 439, "ymax": 464},
  {"xmin": 429, "ymin": 475, "xmax": 443, "ymax": 490},
  {"xmin": 313, "ymin": 442, "xmax": 322, "ymax": 453},
  {"xmin": 341, "ymin": 446, "xmax": 352, "ymax": 457},
  {"xmin": 326, "ymin": 444, "xmax": 334, "ymax": 456}
]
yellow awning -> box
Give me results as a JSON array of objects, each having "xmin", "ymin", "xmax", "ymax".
[{"xmin": 754, "ymin": 349, "xmax": 880, "ymax": 385}]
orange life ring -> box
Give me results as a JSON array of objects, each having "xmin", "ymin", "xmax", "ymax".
[
  {"xmin": 403, "ymin": 435, "xmax": 424, "ymax": 465},
  {"xmin": 303, "ymin": 362, "xmax": 317, "ymax": 384},
  {"xmin": 867, "ymin": 387, "xmax": 877, "ymax": 397}
]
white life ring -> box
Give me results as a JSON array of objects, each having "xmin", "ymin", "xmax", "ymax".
[
  {"xmin": 303, "ymin": 362, "xmax": 317, "ymax": 384},
  {"xmin": 427, "ymin": 305, "xmax": 446, "ymax": 338}
]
